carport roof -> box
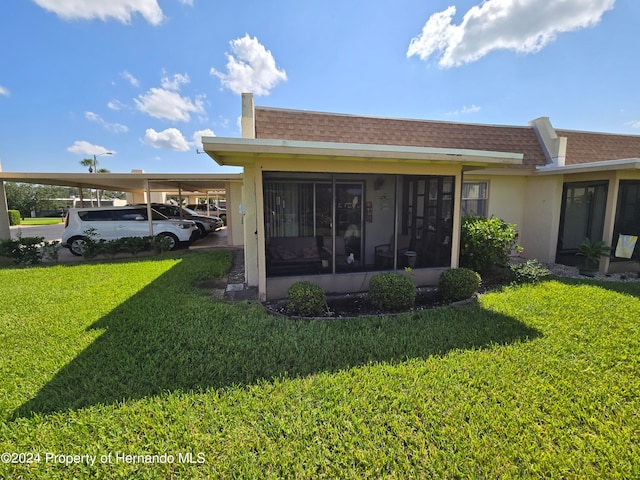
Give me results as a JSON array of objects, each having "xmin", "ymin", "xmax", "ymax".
[{"xmin": 0, "ymin": 172, "xmax": 243, "ymax": 193}]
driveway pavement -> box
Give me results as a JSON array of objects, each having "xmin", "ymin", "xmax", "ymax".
[{"xmin": 10, "ymin": 223, "xmax": 65, "ymax": 242}]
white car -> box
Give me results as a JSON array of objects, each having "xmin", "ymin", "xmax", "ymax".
[{"xmin": 62, "ymin": 206, "xmax": 199, "ymax": 256}]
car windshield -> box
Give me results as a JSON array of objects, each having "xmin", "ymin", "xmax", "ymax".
[{"xmin": 182, "ymin": 207, "xmax": 199, "ymax": 216}]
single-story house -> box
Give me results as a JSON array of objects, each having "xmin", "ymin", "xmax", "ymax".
[{"xmin": 203, "ymin": 94, "xmax": 640, "ymax": 301}]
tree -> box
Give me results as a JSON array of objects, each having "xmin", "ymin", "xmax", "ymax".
[
  {"xmin": 5, "ymin": 182, "xmax": 37, "ymax": 217},
  {"xmin": 5, "ymin": 183, "xmax": 74, "ymax": 217}
]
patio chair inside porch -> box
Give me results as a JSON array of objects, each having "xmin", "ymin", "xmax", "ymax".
[{"xmin": 374, "ymin": 234, "xmax": 411, "ymax": 268}]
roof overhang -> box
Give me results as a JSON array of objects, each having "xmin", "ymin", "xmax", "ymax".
[
  {"xmin": 535, "ymin": 158, "xmax": 640, "ymax": 175},
  {"xmin": 0, "ymin": 172, "xmax": 243, "ymax": 193},
  {"xmin": 202, "ymin": 137, "xmax": 524, "ymax": 168}
]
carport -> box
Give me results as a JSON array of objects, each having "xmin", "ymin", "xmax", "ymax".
[{"xmin": 0, "ymin": 171, "xmax": 244, "ymax": 246}]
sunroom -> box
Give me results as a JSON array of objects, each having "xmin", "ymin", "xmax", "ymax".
[{"xmin": 203, "ymin": 136, "xmax": 523, "ymax": 300}]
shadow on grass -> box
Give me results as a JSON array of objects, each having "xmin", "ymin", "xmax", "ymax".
[{"xmin": 14, "ymin": 258, "xmax": 541, "ymax": 418}]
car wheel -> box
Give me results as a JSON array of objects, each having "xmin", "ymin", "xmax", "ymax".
[
  {"xmin": 220, "ymin": 214, "xmax": 227, "ymax": 225},
  {"xmin": 196, "ymin": 223, "xmax": 207, "ymax": 237},
  {"xmin": 158, "ymin": 232, "xmax": 179, "ymax": 250},
  {"xmin": 68, "ymin": 236, "xmax": 87, "ymax": 256}
]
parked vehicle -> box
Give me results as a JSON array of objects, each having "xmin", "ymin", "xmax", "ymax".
[
  {"xmin": 187, "ymin": 203, "xmax": 227, "ymax": 224},
  {"xmin": 130, "ymin": 203, "xmax": 223, "ymax": 237},
  {"xmin": 62, "ymin": 206, "xmax": 199, "ymax": 256}
]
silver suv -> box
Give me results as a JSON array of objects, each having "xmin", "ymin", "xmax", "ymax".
[
  {"xmin": 62, "ymin": 206, "xmax": 199, "ymax": 256},
  {"xmin": 130, "ymin": 203, "xmax": 223, "ymax": 237}
]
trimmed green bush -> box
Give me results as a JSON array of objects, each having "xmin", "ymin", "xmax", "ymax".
[
  {"xmin": 368, "ymin": 272, "xmax": 416, "ymax": 311},
  {"xmin": 438, "ymin": 268, "xmax": 481, "ymax": 303},
  {"xmin": 460, "ymin": 215, "xmax": 521, "ymax": 274},
  {"xmin": 8, "ymin": 210, "xmax": 21, "ymax": 226},
  {"xmin": 286, "ymin": 281, "xmax": 327, "ymax": 317},
  {"xmin": 508, "ymin": 260, "xmax": 550, "ymax": 284},
  {"xmin": 0, "ymin": 236, "xmax": 46, "ymax": 265}
]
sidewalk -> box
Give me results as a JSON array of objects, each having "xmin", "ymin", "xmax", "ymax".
[{"xmin": 223, "ymin": 248, "xmax": 258, "ymax": 301}]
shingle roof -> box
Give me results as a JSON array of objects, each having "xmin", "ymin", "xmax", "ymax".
[
  {"xmin": 557, "ymin": 129, "xmax": 640, "ymax": 165},
  {"xmin": 254, "ymin": 107, "xmax": 640, "ymax": 168},
  {"xmin": 255, "ymin": 107, "xmax": 547, "ymax": 166}
]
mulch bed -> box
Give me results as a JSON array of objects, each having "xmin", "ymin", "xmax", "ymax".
[{"xmin": 263, "ymin": 287, "xmax": 454, "ymax": 318}]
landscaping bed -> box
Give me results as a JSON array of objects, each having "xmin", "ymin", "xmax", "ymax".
[{"xmin": 263, "ymin": 286, "xmax": 449, "ymax": 318}]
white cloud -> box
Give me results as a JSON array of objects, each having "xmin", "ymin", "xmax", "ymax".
[
  {"xmin": 192, "ymin": 129, "xmax": 215, "ymax": 145},
  {"xmin": 0, "ymin": 85, "xmax": 9, "ymax": 96},
  {"xmin": 407, "ymin": 0, "xmax": 616, "ymax": 67},
  {"xmin": 143, "ymin": 127, "xmax": 215, "ymax": 151},
  {"xmin": 108, "ymin": 99, "xmax": 127, "ymax": 110},
  {"xmin": 121, "ymin": 70, "xmax": 139, "ymax": 87},
  {"xmin": 211, "ymin": 34, "xmax": 287, "ymax": 96},
  {"xmin": 178, "ymin": 0, "xmax": 193, "ymax": 5},
  {"xmin": 33, "ymin": 0, "xmax": 165, "ymax": 25},
  {"xmin": 67, "ymin": 141, "xmax": 114, "ymax": 156},
  {"xmin": 627, "ymin": 121, "xmax": 640, "ymax": 129},
  {"xmin": 143, "ymin": 128, "xmax": 190, "ymax": 151},
  {"xmin": 85, "ymin": 111, "xmax": 129, "ymax": 133},
  {"xmin": 135, "ymin": 87, "xmax": 204, "ymax": 122},
  {"xmin": 161, "ymin": 73, "xmax": 189, "ymax": 91},
  {"xmin": 446, "ymin": 104, "xmax": 481, "ymax": 116}
]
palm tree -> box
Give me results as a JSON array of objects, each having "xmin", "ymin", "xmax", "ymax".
[
  {"xmin": 79, "ymin": 158, "xmax": 95, "ymax": 206},
  {"xmin": 78, "ymin": 159, "xmax": 111, "ymax": 205}
]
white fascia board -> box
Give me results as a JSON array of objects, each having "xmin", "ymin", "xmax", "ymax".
[
  {"xmin": 202, "ymin": 137, "xmax": 524, "ymax": 165},
  {"xmin": 535, "ymin": 158, "xmax": 640, "ymax": 175}
]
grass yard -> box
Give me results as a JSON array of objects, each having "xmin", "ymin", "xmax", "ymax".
[
  {"xmin": 18, "ymin": 217, "xmax": 63, "ymax": 225},
  {"xmin": 0, "ymin": 250, "xmax": 638, "ymax": 478}
]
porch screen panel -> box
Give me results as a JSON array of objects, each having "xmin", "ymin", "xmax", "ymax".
[
  {"xmin": 612, "ymin": 181, "xmax": 640, "ymax": 261},
  {"xmin": 402, "ymin": 175, "xmax": 454, "ymax": 268},
  {"xmin": 263, "ymin": 182, "xmax": 313, "ymax": 238}
]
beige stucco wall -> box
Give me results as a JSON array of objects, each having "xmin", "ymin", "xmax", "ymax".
[
  {"xmin": 520, "ymin": 176, "xmax": 564, "ymax": 263},
  {"xmin": 226, "ymin": 180, "xmax": 244, "ymax": 247}
]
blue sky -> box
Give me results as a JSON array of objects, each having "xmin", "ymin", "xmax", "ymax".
[{"xmin": 0, "ymin": 0, "xmax": 637, "ymax": 174}]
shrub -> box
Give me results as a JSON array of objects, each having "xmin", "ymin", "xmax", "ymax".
[
  {"xmin": 368, "ymin": 272, "xmax": 416, "ymax": 311},
  {"xmin": 120, "ymin": 237, "xmax": 149, "ymax": 256},
  {"xmin": 102, "ymin": 238, "xmax": 124, "ymax": 258},
  {"xmin": 151, "ymin": 235, "xmax": 173, "ymax": 254},
  {"xmin": 438, "ymin": 268, "xmax": 481, "ymax": 303},
  {"xmin": 8, "ymin": 210, "xmax": 21, "ymax": 226},
  {"xmin": 508, "ymin": 260, "xmax": 550, "ymax": 284},
  {"xmin": 460, "ymin": 215, "xmax": 521, "ymax": 274},
  {"xmin": 286, "ymin": 281, "xmax": 327, "ymax": 317},
  {"xmin": 41, "ymin": 241, "xmax": 61, "ymax": 263},
  {"xmin": 0, "ymin": 236, "xmax": 45, "ymax": 265}
]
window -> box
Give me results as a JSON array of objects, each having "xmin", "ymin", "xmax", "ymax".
[
  {"xmin": 78, "ymin": 210, "xmax": 114, "ymax": 221},
  {"xmin": 461, "ymin": 181, "xmax": 488, "ymax": 216}
]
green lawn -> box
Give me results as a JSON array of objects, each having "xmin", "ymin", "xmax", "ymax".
[
  {"xmin": 18, "ymin": 217, "xmax": 63, "ymax": 225},
  {"xmin": 0, "ymin": 251, "xmax": 638, "ymax": 478}
]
